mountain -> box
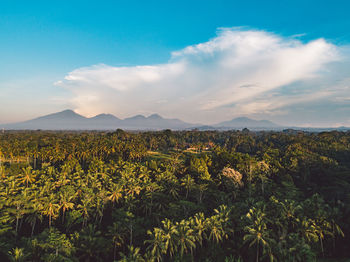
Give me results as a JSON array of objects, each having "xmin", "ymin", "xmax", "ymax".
[
  {"xmin": 2, "ymin": 110, "xmax": 90, "ymax": 130},
  {"xmin": 215, "ymin": 117, "xmax": 281, "ymax": 130},
  {"xmin": 121, "ymin": 114, "xmax": 192, "ymax": 130},
  {"xmin": 88, "ymin": 113, "xmax": 122, "ymax": 129},
  {"xmin": 2, "ymin": 111, "xmax": 348, "ymax": 131},
  {"xmin": 90, "ymin": 113, "xmax": 120, "ymax": 121},
  {"xmin": 1, "ymin": 110, "xmax": 194, "ymax": 130}
]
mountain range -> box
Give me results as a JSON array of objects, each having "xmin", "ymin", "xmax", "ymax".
[
  {"xmin": 1, "ymin": 109, "xmax": 284, "ymax": 130},
  {"xmin": 214, "ymin": 117, "xmax": 279, "ymax": 129}
]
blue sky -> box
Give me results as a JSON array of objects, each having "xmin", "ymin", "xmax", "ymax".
[{"xmin": 1, "ymin": 0, "xmax": 350, "ymax": 126}]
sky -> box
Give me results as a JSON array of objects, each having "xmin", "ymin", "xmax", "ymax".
[{"xmin": 1, "ymin": 0, "xmax": 350, "ymax": 127}]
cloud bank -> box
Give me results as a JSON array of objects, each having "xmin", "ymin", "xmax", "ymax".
[{"xmin": 56, "ymin": 28, "xmax": 350, "ymax": 126}]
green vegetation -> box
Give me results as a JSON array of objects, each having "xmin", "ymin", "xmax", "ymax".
[{"xmin": 0, "ymin": 129, "xmax": 349, "ymax": 261}]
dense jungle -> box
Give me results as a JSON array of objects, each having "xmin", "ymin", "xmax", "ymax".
[{"xmin": 0, "ymin": 129, "xmax": 350, "ymax": 262}]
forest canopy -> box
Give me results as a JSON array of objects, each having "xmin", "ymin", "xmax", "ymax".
[{"xmin": 0, "ymin": 129, "xmax": 350, "ymax": 261}]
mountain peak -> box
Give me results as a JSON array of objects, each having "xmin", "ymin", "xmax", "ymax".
[
  {"xmin": 232, "ymin": 117, "xmax": 251, "ymax": 121},
  {"xmin": 58, "ymin": 109, "xmax": 78, "ymax": 115},
  {"xmin": 148, "ymin": 114, "xmax": 163, "ymax": 119},
  {"xmin": 36, "ymin": 109, "xmax": 86, "ymax": 120},
  {"xmin": 91, "ymin": 113, "xmax": 119, "ymax": 120},
  {"xmin": 126, "ymin": 115, "xmax": 146, "ymax": 120},
  {"xmin": 61, "ymin": 109, "xmax": 75, "ymax": 113},
  {"xmin": 216, "ymin": 116, "xmax": 280, "ymax": 129}
]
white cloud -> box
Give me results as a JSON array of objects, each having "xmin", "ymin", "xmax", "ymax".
[{"xmin": 56, "ymin": 28, "xmax": 348, "ymax": 125}]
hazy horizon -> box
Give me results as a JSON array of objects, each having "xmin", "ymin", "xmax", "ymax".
[
  {"xmin": 1, "ymin": 1, "xmax": 350, "ymax": 127},
  {"xmin": 2, "ymin": 108, "xmax": 350, "ymax": 129}
]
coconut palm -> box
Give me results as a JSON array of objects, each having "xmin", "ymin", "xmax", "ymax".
[
  {"xmin": 107, "ymin": 222, "xmax": 126, "ymax": 261},
  {"xmin": 8, "ymin": 247, "xmax": 27, "ymax": 262},
  {"xmin": 145, "ymin": 228, "xmax": 165, "ymax": 262},
  {"xmin": 244, "ymin": 206, "xmax": 273, "ymax": 262},
  {"xmin": 176, "ymin": 220, "xmax": 196, "ymax": 258},
  {"xmin": 119, "ymin": 245, "xmax": 145, "ymax": 262},
  {"xmin": 181, "ymin": 174, "xmax": 195, "ymax": 199},
  {"xmin": 191, "ymin": 212, "xmax": 208, "ymax": 246},
  {"xmin": 25, "ymin": 202, "xmax": 43, "ymax": 237},
  {"xmin": 59, "ymin": 190, "xmax": 75, "ymax": 223},
  {"xmin": 77, "ymin": 195, "xmax": 93, "ymax": 227},
  {"xmin": 208, "ymin": 215, "xmax": 226, "ymax": 243},
  {"xmin": 41, "ymin": 194, "xmax": 60, "ymax": 228},
  {"xmin": 18, "ymin": 166, "xmax": 36, "ymax": 187},
  {"xmin": 161, "ymin": 218, "xmax": 178, "ymax": 257},
  {"xmin": 107, "ymin": 184, "xmax": 123, "ymax": 206}
]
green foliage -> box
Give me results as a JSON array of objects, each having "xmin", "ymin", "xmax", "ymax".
[{"xmin": 0, "ymin": 130, "xmax": 349, "ymax": 261}]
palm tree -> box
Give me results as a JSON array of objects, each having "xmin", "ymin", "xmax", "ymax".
[
  {"xmin": 0, "ymin": 164, "xmax": 5, "ymax": 179},
  {"xmin": 8, "ymin": 247, "xmax": 27, "ymax": 262},
  {"xmin": 161, "ymin": 218, "xmax": 178, "ymax": 257},
  {"xmin": 196, "ymin": 183, "xmax": 208, "ymax": 204},
  {"xmin": 41, "ymin": 194, "xmax": 60, "ymax": 227},
  {"xmin": 254, "ymin": 161, "xmax": 270, "ymax": 195},
  {"xmin": 181, "ymin": 174, "xmax": 195, "ymax": 199},
  {"xmin": 18, "ymin": 166, "xmax": 36, "ymax": 187},
  {"xmin": 243, "ymin": 216, "xmax": 273, "ymax": 262},
  {"xmin": 77, "ymin": 196, "xmax": 92, "ymax": 228},
  {"xmin": 56, "ymin": 170, "xmax": 71, "ymax": 187},
  {"xmin": 12, "ymin": 193, "xmax": 28, "ymax": 234},
  {"xmin": 107, "ymin": 184, "xmax": 123, "ymax": 206},
  {"xmin": 107, "ymin": 222, "xmax": 126, "ymax": 261},
  {"xmin": 166, "ymin": 181, "xmax": 179, "ymax": 200},
  {"xmin": 314, "ymin": 220, "xmax": 333, "ymax": 257},
  {"xmin": 191, "ymin": 212, "xmax": 208, "ymax": 246},
  {"xmin": 145, "ymin": 228, "xmax": 165, "ymax": 262},
  {"xmin": 0, "ymin": 149, "xmax": 3, "ymax": 167},
  {"xmin": 119, "ymin": 245, "xmax": 145, "ymax": 262},
  {"xmin": 25, "ymin": 202, "xmax": 43, "ymax": 237},
  {"xmin": 298, "ymin": 218, "xmax": 318, "ymax": 244},
  {"xmin": 208, "ymin": 216, "xmax": 226, "ymax": 243},
  {"xmin": 176, "ymin": 220, "xmax": 196, "ymax": 258},
  {"xmin": 59, "ymin": 190, "xmax": 75, "ymax": 223},
  {"xmin": 244, "ymin": 205, "xmax": 273, "ymax": 262}
]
